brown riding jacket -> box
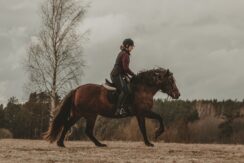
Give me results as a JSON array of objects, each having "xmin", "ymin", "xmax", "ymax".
[{"xmin": 111, "ymin": 49, "xmax": 135, "ymax": 77}]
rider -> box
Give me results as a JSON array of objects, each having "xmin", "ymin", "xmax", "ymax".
[{"xmin": 110, "ymin": 38, "xmax": 136, "ymax": 116}]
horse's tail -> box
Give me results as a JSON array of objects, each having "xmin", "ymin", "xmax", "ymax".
[{"xmin": 43, "ymin": 89, "xmax": 75, "ymax": 143}]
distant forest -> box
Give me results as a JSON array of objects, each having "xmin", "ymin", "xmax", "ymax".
[{"xmin": 0, "ymin": 92, "xmax": 243, "ymax": 144}]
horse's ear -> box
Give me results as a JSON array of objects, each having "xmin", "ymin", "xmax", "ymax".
[{"xmin": 164, "ymin": 69, "xmax": 170, "ymax": 77}]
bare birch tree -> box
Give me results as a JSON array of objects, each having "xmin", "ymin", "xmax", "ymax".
[{"xmin": 25, "ymin": 0, "xmax": 87, "ymax": 121}]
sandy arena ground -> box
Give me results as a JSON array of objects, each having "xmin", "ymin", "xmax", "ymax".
[{"xmin": 0, "ymin": 139, "xmax": 243, "ymax": 163}]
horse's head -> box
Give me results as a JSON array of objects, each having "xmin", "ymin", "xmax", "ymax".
[
  {"xmin": 153, "ymin": 68, "xmax": 180, "ymax": 99},
  {"xmin": 133, "ymin": 68, "xmax": 180, "ymax": 99}
]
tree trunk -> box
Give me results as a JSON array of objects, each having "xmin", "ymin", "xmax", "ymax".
[{"xmin": 50, "ymin": 87, "xmax": 57, "ymax": 123}]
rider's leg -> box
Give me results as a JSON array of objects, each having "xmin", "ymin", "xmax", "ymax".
[
  {"xmin": 121, "ymin": 78, "xmax": 134, "ymax": 113},
  {"xmin": 111, "ymin": 75, "xmax": 128, "ymax": 115},
  {"xmin": 114, "ymin": 90, "xmax": 126, "ymax": 115},
  {"xmin": 120, "ymin": 85, "xmax": 129, "ymax": 108},
  {"xmin": 118, "ymin": 76, "xmax": 130, "ymax": 114}
]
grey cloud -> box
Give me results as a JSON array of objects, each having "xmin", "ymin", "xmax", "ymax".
[{"xmin": 1, "ymin": 0, "xmax": 244, "ymax": 105}]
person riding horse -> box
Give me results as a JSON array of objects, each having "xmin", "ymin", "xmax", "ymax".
[
  {"xmin": 44, "ymin": 67, "xmax": 180, "ymax": 147},
  {"xmin": 43, "ymin": 38, "xmax": 181, "ymax": 148},
  {"xmin": 110, "ymin": 38, "xmax": 136, "ymax": 116}
]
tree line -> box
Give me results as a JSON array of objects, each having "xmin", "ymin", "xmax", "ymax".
[
  {"xmin": 0, "ymin": 93, "xmax": 243, "ymax": 144},
  {"xmin": 0, "ymin": 93, "xmax": 50, "ymax": 139}
]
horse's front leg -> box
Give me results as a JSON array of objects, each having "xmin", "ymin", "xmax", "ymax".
[
  {"xmin": 142, "ymin": 110, "xmax": 164, "ymax": 140},
  {"xmin": 136, "ymin": 115, "xmax": 154, "ymax": 147}
]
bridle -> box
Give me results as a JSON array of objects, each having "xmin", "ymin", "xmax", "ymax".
[{"xmin": 161, "ymin": 75, "xmax": 178, "ymax": 99}]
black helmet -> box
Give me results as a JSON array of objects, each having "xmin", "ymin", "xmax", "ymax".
[{"xmin": 123, "ymin": 38, "xmax": 134, "ymax": 47}]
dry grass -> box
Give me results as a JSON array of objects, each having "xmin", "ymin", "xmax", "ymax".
[
  {"xmin": 0, "ymin": 129, "xmax": 13, "ymax": 139},
  {"xmin": 188, "ymin": 117, "xmax": 224, "ymax": 143},
  {"xmin": 0, "ymin": 139, "xmax": 243, "ymax": 163}
]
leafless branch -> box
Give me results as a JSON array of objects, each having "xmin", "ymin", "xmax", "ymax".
[{"xmin": 24, "ymin": 0, "xmax": 88, "ymax": 117}]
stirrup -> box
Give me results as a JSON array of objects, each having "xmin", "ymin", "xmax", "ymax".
[
  {"xmin": 114, "ymin": 107, "xmax": 127, "ymax": 116},
  {"xmin": 119, "ymin": 108, "xmax": 127, "ymax": 115}
]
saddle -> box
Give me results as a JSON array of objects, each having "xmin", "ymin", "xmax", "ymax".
[
  {"xmin": 103, "ymin": 76, "xmax": 131, "ymax": 90},
  {"xmin": 103, "ymin": 79, "xmax": 117, "ymax": 90},
  {"xmin": 102, "ymin": 78, "xmax": 132, "ymax": 107}
]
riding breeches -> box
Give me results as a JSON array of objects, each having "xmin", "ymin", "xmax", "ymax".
[{"xmin": 110, "ymin": 74, "xmax": 130, "ymax": 108}]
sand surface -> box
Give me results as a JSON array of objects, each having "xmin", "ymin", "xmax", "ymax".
[{"xmin": 0, "ymin": 139, "xmax": 243, "ymax": 163}]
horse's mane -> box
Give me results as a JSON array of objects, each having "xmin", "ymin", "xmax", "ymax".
[{"xmin": 132, "ymin": 67, "xmax": 167, "ymax": 86}]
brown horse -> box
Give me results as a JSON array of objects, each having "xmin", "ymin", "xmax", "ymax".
[{"xmin": 43, "ymin": 68, "xmax": 180, "ymax": 147}]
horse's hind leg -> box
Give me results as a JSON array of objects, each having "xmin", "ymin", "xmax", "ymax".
[
  {"xmin": 85, "ymin": 115, "xmax": 107, "ymax": 147},
  {"xmin": 57, "ymin": 115, "xmax": 80, "ymax": 147}
]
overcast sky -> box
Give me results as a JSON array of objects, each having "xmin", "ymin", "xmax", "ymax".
[{"xmin": 0, "ymin": 0, "xmax": 244, "ymax": 105}]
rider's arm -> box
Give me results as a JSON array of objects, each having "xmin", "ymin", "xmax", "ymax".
[{"xmin": 122, "ymin": 53, "xmax": 135, "ymax": 76}]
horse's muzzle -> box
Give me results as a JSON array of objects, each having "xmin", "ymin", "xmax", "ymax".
[{"xmin": 172, "ymin": 92, "xmax": 180, "ymax": 99}]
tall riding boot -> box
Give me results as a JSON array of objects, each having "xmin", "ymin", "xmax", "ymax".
[
  {"xmin": 114, "ymin": 92, "xmax": 127, "ymax": 116},
  {"xmin": 121, "ymin": 93, "xmax": 128, "ymax": 109},
  {"xmin": 122, "ymin": 95, "xmax": 131, "ymax": 113}
]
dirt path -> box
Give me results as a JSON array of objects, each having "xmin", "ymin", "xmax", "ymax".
[{"xmin": 0, "ymin": 139, "xmax": 243, "ymax": 163}]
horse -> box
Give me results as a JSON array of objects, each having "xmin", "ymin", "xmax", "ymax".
[{"xmin": 43, "ymin": 67, "xmax": 180, "ymax": 147}]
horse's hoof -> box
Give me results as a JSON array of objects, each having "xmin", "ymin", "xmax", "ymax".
[
  {"xmin": 96, "ymin": 143, "xmax": 107, "ymax": 147},
  {"xmin": 145, "ymin": 142, "xmax": 154, "ymax": 147},
  {"xmin": 155, "ymin": 128, "xmax": 164, "ymax": 140},
  {"xmin": 57, "ymin": 141, "xmax": 65, "ymax": 148}
]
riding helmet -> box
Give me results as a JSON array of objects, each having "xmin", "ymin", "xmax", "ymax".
[{"xmin": 123, "ymin": 38, "xmax": 134, "ymax": 47}]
